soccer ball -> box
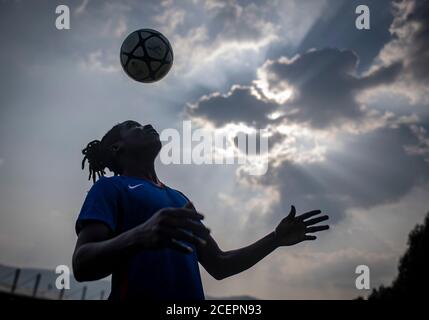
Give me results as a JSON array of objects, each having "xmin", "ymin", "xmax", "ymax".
[{"xmin": 120, "ymin": 28, "xmax": 173, "ymax": 83}]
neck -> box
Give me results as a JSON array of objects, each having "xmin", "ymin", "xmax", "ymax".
[{"xmin": 122, "ymin": 160, "xmax": 160, "ymax": 185}]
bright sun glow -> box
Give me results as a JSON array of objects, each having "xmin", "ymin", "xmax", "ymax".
[{"xmin": 253, "ymin": 77, "xmax": 294, "ymax": 104}]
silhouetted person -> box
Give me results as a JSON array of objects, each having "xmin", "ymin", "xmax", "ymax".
[{"xmin": 72, "ymin": 120, "xmax": 330, "ymax": 300}]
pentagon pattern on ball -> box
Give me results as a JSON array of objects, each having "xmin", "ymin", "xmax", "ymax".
[{"xmin": 120, "ymin": 28, "xmax": 174, "ymax": 83}]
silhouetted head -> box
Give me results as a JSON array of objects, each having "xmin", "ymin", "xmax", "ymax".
[{"xmin": 81, "ymin": 120, "xmax": 161, "ymax": 183}]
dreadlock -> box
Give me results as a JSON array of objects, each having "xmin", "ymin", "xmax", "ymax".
[{"xmin": 81, "ymin": 124, "xmax": 123, "ymax": 183}]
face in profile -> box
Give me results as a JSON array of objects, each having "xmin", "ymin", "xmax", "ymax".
[{"xmin": 118, "ymin": 120, "xmax": 161, "ymax": 161}]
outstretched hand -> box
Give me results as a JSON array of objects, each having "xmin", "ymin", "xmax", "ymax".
[{"xmin": 274, "ymin": 205, "xmax": 329, "ymax": 246}]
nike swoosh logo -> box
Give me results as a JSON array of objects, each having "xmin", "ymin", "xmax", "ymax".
[{"xmin": 128, "ymin": 184, "xmax": 144, "ymax": 190}]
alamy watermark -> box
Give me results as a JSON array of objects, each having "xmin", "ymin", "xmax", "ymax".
[
  {"xmin": 55, "ymin": 264, "xmax": 70, "ymax": 290},
  {"xmin": 355, "ymin": 264, "xmax": 370, "ymax": 290},
  {"xmin": 355, "ymin": 5, "xmax": 370, "ymax": 30},
  {"xmin": 55, "ymin": 5, "xmax": 70, "ymax": 30},
  {"xmin": 56, "ymin": 4, "xmax": 370, "ymax": 31},
  {"xmin": 159, "ymin": 121, "xmax": 269, "ymax": 175}
]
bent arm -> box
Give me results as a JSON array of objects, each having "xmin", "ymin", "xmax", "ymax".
[
  {"xmin": 72, "ymin": 221, "xmax": 139, "ymax": 282},
  {"xmin": 73, "ymin": 207, "xmax": 209, "ymax": 282},
  {"xmin": 197, "ymin": 231, "xmax": 278, "ymax": 280}
]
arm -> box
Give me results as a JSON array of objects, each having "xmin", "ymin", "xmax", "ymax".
[
  {"xmin": 72, "ymin": 221, "xmax": 140, "ymax": 281},
  {"xmin": 197, "ymin": 230, "xmax": 278, "ymax": 280},
  {"xmin": 197, "ymin": 205, "xmax": 329, "ymax": 280},
  {"xmin": 72, "ymin": 207, "xmax": 210, "ymax": 282}
]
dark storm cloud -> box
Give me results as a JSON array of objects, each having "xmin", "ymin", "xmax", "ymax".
[
  {"xmin": 187, "ymin": 86, "xmax": 277, "ymax": 128},
  {"xmin": 182, "ymin": 0, "xmax": 429, "ymax": 229},
  {"xmin": 188, "ymin": 48, "xmax": 401, "ymax": 129},
  {"xmin": 263, "ymin": 48, "xmax": 401, "ymax": 128},
  {"xmin": 188, "ymin": 0, "xmax": 429, "ymax": 130},
  {"xmin": 250, "ymin": 125, "xmax": 429, "ymax": 223}
]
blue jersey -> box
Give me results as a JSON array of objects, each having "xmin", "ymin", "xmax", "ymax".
[{"xmin": 75, "ymin": 175, "xmax": 205, "ymax": 300}]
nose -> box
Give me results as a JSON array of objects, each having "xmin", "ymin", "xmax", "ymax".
[{"xmin": 143, "ymin": 124, "xmax": 153, "ymax": 130}]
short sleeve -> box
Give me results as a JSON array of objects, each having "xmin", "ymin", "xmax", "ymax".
[{"xmin": 75, "ymin": 177, "xmax": 120, "ymax": 235}]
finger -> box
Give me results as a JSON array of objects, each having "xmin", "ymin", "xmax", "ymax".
[
  {"xmin": 164, "ymin": 217, "xmax": 211, "ymax": 236},
  {"xmin": 287, "ymin": 205, "xmax": 296, "ymax": 219},
  {"xmin": 161, "ymin": 226, "xmax": 207, "ymax": 246},
  {"xmin": 184, "ymin": 202, "xmax": 196, "ymax": 211},
  {"xmin": 298, "ymin": 210, "xmax": 322, "ymax": 221},
  {"xmin": 304, "ymin": 235, "xmax": 317, "ymax": 241},
  {"xmin": 306, "ymin": 225, "xmax": 329, "ymax": 233},
  {"xmin": 169, "ymin": 238, "xmax": 193, "ymax": 253},
  {"xmin": 168, "ymin": 208, "xmax": 204, "ymax": 220},
  {"xmin": 304, "ymin": 215, "xmax": 329, "ymax": 226}
]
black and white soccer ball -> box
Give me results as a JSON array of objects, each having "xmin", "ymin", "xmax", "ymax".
[{"xmin": 120, "ymin": 29, "xmax": 173, "ymax": 83}]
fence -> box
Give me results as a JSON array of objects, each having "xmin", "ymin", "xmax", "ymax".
[{"xmin": 0, "ymin": 267, "xmax": 106, "ymax": 300}]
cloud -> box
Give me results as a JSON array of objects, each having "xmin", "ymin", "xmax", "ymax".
[
  {"xmin": 257, "ymin": 48, "xmax": 401, "ymax": 129},
  {"xmin": 75, "ymin": 0, "xmax": 89, "ymax": 16},
  {"xmin": 374, "ymin": 0, "xmax": 429, "ymax": 103},
  {"xmin": 404, "ymin": 124, "xmax": 429, "ymax": 162},
  {"xmin": 101, "ymin": 16, "xmax": 128, "ymax": 38},
  {"xmin": 187, "ymin": 85, "xmax": 278, "ymax": 128},
  {"xmin": 150, "ymin": 0, "xmax": 325, "ymax": 88},
  {"xmin": 294, "ymin": 0, "xmax": 395, "ymax": 72},
  {"xmin": 1, "ymin": 0, "xmax": 429, "ymax": 300},
  {"xmin": 275, "ymin": 248, "xmax": 396, "ymax": 295},
  {"xmin": 251, "ymin": 125, "xmax": 429, "ymax": 223},
  {"xmin": 184, "ymin": 3, "xmax": 429, "ymax": 229},
  {"xmin": 80, "ymin": 50, "xmax": 120, "ymax": 73},
  {"xmin": 379, "ymin": 0, "xmax": 429, "ymax": 83},
  {"xmin": 185, "ymin": 38, "xmax": 427, "ymax": 224},
  {"xmin": 187, "ymin": 48, "xmax": 401, "ymax": 131},
  {"xmin": 203, "ymin": 0, "xmax": 277, "ymax": 43},
  {"xmin": 202, "ymin": 180, "xmax": 429, "ymax": 299}
]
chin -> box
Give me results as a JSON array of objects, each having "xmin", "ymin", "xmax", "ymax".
[
  {"xmin": 153, "ymin": 139, "xmax": 162, "ymax": 154},
  {"xmin": 142, "ymin": 139, "xmax": 162, "ymax": 157}
]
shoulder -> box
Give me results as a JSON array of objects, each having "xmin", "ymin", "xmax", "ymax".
[
  {"xmin": 87, "ymin": 176, "xmax": 123, "ymax": 194},
  {"xmin": 167, "ymin": 186, "xmax": 191, "ymax": 203}
]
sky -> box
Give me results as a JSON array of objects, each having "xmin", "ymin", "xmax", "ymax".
[{"xmin": 0, "ymin": 0, "xmax": 428, "ymax": 299}]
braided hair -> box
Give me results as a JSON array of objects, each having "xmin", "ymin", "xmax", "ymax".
[{"xmin": 81, "ymin": 123, "xmax": 124, "ymax": 183}]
